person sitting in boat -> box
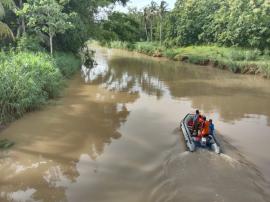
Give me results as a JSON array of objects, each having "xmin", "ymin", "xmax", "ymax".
[
  {"xmin": 209, "ymin": 119, "xmax": 215, "ymax": 136},
  {"xmin": 192, "ymin": 110, "xmax": 200, "ymax": 135},
  {"xmin": 198, "ymin": 114, "xmax": 204, "ymax": 129},
  {"xmin": 199, "ymin": 116, "xmax": 209, "ymax": 138}
]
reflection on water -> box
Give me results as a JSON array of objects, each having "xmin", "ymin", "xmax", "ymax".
[{"xmin": 0, "ymin": 47, "xmax": 270, "ymax": 202}]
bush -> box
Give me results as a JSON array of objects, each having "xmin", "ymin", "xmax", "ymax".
[
  {"xmin": 16, "ymin": 34, "xmax": 45, "ymax": 52},
  {"xmin": 226, "ymin": 49, "xmax": 246, "ymax": 61},
  {"xmin": 54, "ymin": 52, "xmax": 81, "ymax": 78},
  {"xmin": 109, "ymin": 41, "xmax": 135, "ymax": 51},
  {"xmin": 163, "ymin": 48, "xmax": 179, "ymax": 59},
  {"xmin": 134, "ymin": 42, "xmax": 162, "ymax": 55},
  {"xmin": 0, "ymin": 51, "xmax": 64, "ymax": 124}
]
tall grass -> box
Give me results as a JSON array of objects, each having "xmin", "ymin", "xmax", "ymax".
[{"xmin": 0, "ymin": 51, "xmax": 80, "ymax": 124}]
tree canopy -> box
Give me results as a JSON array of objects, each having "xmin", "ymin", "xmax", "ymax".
[
  {"xmin": 21, "ymin": 0, "xmax": 74, "ymax": 54},
  {"xmin": 97, "ymin": 0, "xmax": 270, "ymax": 50},
  {"xmin": 1, "ymin": 0, "xmax": 129, "ymax": 52},
  {"xmin": 164, "ymin": 0, "xmax": 270, "ymax": 49},
  {"xmin": 100, "ymin": 12, "xmax": 141, "ymax": 42}
]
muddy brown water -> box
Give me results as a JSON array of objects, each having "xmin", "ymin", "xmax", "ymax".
[{"xmin": 1, "ymin": 47, "xmax": 270, "ymax": 202}]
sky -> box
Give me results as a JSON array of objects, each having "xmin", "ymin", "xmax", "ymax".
[{"xmin": 114, "ymin": 0, "xmax": 177, "ymax": 12}]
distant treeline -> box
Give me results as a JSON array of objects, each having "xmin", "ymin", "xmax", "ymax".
[{"xmin": 100, "ymin": 0, "xmax": 270, "ymax": 50}]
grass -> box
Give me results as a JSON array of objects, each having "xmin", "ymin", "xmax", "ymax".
[
  {"xmin": 54, "ymin": 52, "xmax": 81, "ymax": 78},
  {"xmin": 0, "ymin": 51, "xmax": 81, "ymax": 125},
  {"xmin": 105, "ymin": 41, "xmax": 270, "ymax": 78}
]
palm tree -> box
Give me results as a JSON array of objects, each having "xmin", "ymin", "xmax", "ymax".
[
  {"xmin": 149, "ymin": 1, "xmax": 157, "ymax": 42},
  {"xmin": 143, "ymin": 7, "xmax": 150, "ymax": 41},
  {"xmin": 158, "ymin": 1, "xmax": 168, "ymax": 44},
  {"xmin": 0, "ymin": 0, "xmax": 15, "ymax": 40}
]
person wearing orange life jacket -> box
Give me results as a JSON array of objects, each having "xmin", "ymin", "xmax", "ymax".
[
  {"xmin": 199, "ymin": 116, "xmax": 209, "ymax": 138},
  {"xmin": 198, "ymin": 114, "xmax": 204, "ymax": 130}
]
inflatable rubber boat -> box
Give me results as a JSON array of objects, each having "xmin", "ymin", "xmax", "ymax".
[{"xmin": 180, "ymin": 113, "xmax": 221, "ymax": 154}]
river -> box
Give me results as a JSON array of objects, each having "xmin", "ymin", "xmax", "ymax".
[{"xmin": 0, "ymin": 47, "xmax": 270, "ymax": 202}]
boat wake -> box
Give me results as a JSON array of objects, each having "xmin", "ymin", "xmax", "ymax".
[{"xmin": 145, "ymin": 139, "xmax": 270, "ymax": 202}]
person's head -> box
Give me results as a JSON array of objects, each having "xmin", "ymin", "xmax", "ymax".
[
  {"xmin": 203, "ymin": 116, "xmax": 206, "ymax": 121},
  {"xmin": 196, "ymin": 110, "xmax": 199, "ymax": 114},
  {"xmin": 209, "ymin": 119, "xmax": 213, "ymax": 123}
]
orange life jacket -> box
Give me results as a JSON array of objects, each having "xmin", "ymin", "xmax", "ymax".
[{"xmin": 201, "ymin": 120, "xmax": 210, "ymax": 136}]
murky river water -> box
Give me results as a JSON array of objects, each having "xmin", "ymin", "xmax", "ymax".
[{"xmin": 1, "ymin": 47, "xmax": 270, "ymax": 202}]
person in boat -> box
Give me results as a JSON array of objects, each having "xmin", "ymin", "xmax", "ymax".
[
  {"xmin": 209, "ymin": 119, "xmax": 215, "ymax": 136},
  {"xmin": 192, "ymin": 110, "xmax": 200, "ymax": 135},
  {"xmin": 199, "ymin": 116, "xmax": 209, "ymax": 138},
  {"xmin": 198, "ymin": 114, "xmax": 204, "ymax": 128}
]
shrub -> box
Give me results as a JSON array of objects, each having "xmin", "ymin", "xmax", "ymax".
[
  {"xmin": 108, "ymin": 41, "xmax": 135, "ymax": 51},
  {"xmin": 163, "ymin": 48, "xmax": 180, "ymax": 59},
  {"xmin": 134, "ymin": 42, "xmax": 162, "ymax": 55},
  {"xmin": 227, "ymin": 49, "xmax": 246, "ymax": 61},
  {"xmin": 16, "ymin": 34, "xmax": 45, "ymax": 52},
  {"xmin": 54, "ymin": 52, "xmax": 81, "ymax": 78},
  {"xmin": 0, "ymin": 51, "xmax": 64, "ymax": 124}
]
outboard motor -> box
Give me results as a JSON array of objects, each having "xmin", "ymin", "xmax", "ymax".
[{"xmin": 200, "ymin": 137, "xmax": 207, "ymax": 147}]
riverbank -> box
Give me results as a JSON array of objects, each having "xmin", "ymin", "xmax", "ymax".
[
  {"xmin": 104, "ymin": 41, "xmax": 270, "ymax": 78},
  {"xmin": 0, "ymin": 51, "xmax": 81, "ymax": 127}
]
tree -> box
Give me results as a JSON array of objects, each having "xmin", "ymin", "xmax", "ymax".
[
  {"xmin": 101, "ymin": 12, "xmax": 140, "ymax": 42},
  {"xmin": 164, "ymin": 0, "xmax": 270, "ymax": 49},
  {"xmin": 0, "ymin": 0, "xmax": 15, "ymax": 40},
  {"xmin": 143, "ymin": 7, "xmax": 150, "ymax": 41},
  {"xmin": 149, "ymin": 1, "xmax": 158, "ymax": 42},
  {"xmin": 158, "ymin": 0, "xmax": 168, "ymax": 44},
  {"xmin": 55, "ymin": 0, "xmax": 129, "ymax": 52},
  {"xmin": 22, "ymin": 0, "xmax": 74, "ymax": 55}
]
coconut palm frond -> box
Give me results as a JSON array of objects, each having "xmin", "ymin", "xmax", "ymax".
[{"xmin": 0, "ymin": 21, "xmax": 14, "ymax": 40}]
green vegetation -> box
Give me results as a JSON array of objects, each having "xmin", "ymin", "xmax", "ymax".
[
  {"xmin": 99, "ymin": 0, "xmax": 270, "ymax": 78},
  {"xmin": 107, "ymin": 41, "xmax": 270, "ymax": 78},
  {"xmin": 54, "ymin": 52, "xmax": 81, "ymax": 78},
  {"xmin": 166, "ymin": 0, "xmax": 270, "ymax": 49},
  {"xmin": 0, "ymin": 50, "xmax": 81, "ymax": 124},
  {"xmin": 1, "ymin": 0, "xmax": 128, "ymax": 126},
  {"xmin": 99, "ymin": 12, "xmax": 141, "ymax": 44},
  {"xmin": 19, "ymin": 0, "xmax": 75, "ymax": 55},
  {"xmin": 0, "ymin": 51, "xmax": 57, "ymax": 123},
  {"xmin": 1, "ymin": 0, "xmax": 270, "ymax": 127}
]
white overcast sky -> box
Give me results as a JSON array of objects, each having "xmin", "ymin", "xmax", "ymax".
[{"xmin": 114, "ymin": 0, "xmax": 177, "ymax": 12}]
